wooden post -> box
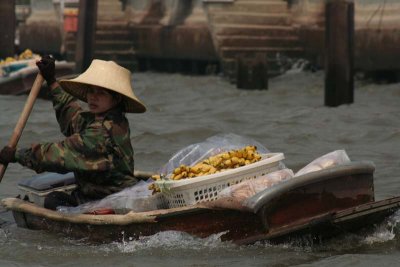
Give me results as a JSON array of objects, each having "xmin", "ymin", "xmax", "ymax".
[
  {"xmin": 75, "ymin": 0, "xmax": 98, "ymax": 73},
  {"xmin": 0, "ymin": 0, "xmax": 15, "ymax": 59},
  {"xmin": 236, "ymin": 53, "xmax": 268, "ymax": 90},
  {"xmin": 325, "ymin": 0, "xmax": 354, "ymax": 106}
]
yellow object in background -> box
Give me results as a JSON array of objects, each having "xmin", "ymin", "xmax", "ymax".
[
  {"xmin": 18, "ymin": 49, "xmax": 34, "ymax": 60},
  {"xmin": 1, "ymin": 49, "xmax": 36, "ymax": 65}
]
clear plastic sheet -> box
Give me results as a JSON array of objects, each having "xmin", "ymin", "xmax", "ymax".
[
  {"xmin": 206, "ymin": 169, "xmax": 294, "ymax": 211},
  {"xmin": 57, "ymin": 134, "xmax": 271, "ymax": 214},
  {"xmin": 159, "ymin": 133, "xmax": 269, "ymax": 177},
  {"xmin": 57, "ymin": 180, "xmax": 167, "ymax": 214},
  {"xmin": 219, "ymin": 168, "xmax": 294, "ymax": 199},
  {"xmin": 295, "ymin": 150, "xmax": 351, "ymax": 177}
]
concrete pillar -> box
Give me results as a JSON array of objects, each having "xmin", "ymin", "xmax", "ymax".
[{"xmin": 236, "ymin": 53, "xmax": 268, "ymax": 90}]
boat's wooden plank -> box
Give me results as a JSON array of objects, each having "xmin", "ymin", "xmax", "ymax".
[
  {"xmin": 1, "ymin": 198, "xmax": 157, "ymax": 225},
  {"xmin": 2, "ymin": 161, "xmax": 399, "ymax": 245},
  {"xmin": 236, "ymin": 196, "xmax": 400, "ymax": 245},
  {"xmin": 7, "ymin": 199, "xmax": 265, "ymax": 243},
  {"xmin": 134, "ymin": 170, "xmax": 154, "ymax": 179},
  {"xmin": 246, "ymin": 161, "xmax": 376, "ymax": 213},
  {"xmin": 333, "ymin": 196, "xmax": 400, "ymax": 221},
  {"xmin": 0, "ymin": 197, "xmax": 217, "ymax": 225}
]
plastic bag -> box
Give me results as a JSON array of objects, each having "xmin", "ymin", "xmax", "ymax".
[
  {"xmin": 57, "ymin": 180, "xmax": 167, "ymax": 214},
  {"xmin": 207, "ymin": 169, "xmax": 294, "ymax": 211},
  {"xmin": 295, "ymin": 150, "xmax": 351, "ymax": 177},
  {"xmin": 219, "ymin": 168, "xmax": 294, "ymax": 200},
  {"xmin": 159, "ymin": 133, "xmax": 270, "ymax": 177}
]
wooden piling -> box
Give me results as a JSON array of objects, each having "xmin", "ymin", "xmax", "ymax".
[
  {"xmin": 236, "ymin": 53, "xmax": 268, "ymax": 90},
  {"xmin": 325, "ymin": 0, "xmax": 354, "ymax": 106},
  {"xmin": 0, "ymin": 0, "xmax": 15, "ymax": 59},
  {"xmin": 75, "ymin": 0, "xmax": 98, "ymax": 73}
]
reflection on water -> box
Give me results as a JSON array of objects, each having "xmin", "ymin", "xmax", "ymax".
[{"xmin": 0, "ymin": 71, "xmax": 399, "ymax": 266}]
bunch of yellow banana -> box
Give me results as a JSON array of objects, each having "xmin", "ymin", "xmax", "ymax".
[
  {"xmin": 148, "ymin": 146, "xmax": 262, "ymax": 193},
  {"xmin": 1, "ymin": 50, "xmax": 36, "ymax": 66},
  {"xmin": 170, "ymin": 146, "xmax": 262, "ymax": 180},
  {"xmin": 148, "ymin": 182, "xmax": 160, "ymax": 194},
  {"xmin": 18, "ymin": 49, "xmax": 34, "ymax": 60},
  {"xmin": 0, "ymin": 57, "xmax": 16, "ymax": 66},
  {"xmin": 148, "ymin": 174, "xmax": 161, "ymax": 193}
]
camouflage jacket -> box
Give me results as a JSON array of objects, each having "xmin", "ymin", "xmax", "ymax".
[{"xmin": 15, "ymin": 86, "xmax": 138, "ymax": 199}]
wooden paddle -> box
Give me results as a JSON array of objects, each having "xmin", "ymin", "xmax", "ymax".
[{"xmin": 0, "ymin": 74, "xmax": 44, "ymax": 182}]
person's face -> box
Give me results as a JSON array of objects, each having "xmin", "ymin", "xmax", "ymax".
[{"xmin": 86, "ymin": 86, "xmax": 120, "ymax": 114}]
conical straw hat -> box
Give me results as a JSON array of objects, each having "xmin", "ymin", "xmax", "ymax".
[{"xmin": 59, "ymin": 60, "xmax": 146, "ymax": 113}]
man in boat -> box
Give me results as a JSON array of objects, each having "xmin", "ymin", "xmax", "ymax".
[{"xmin": 0, "ymin": 56, "xmax": 146, "ymax": 210}]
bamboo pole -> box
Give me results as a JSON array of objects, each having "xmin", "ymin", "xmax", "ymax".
[{"xmin": 0, "ymin": 74, "xmax": 44, "ymax": 182}]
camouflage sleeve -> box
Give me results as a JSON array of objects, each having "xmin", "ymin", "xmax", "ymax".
[
  {"xmin": 50, "ymin": 86, "xmax": 85, "ymax": 136},
  {"xmin": 15, "ymin": 122, "xmax": 114, "ymax": 173}
]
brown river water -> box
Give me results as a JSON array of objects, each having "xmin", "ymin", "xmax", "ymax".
[{"xmin": 0, "ymin": 70, "xmax": 399, "ymax": 266}]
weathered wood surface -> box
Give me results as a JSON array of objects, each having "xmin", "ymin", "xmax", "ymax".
[
  {"xmin": 3, "ymin": 197, "xmax": 265, "ymax": 243},
  {"xmin": 0, "ymin": 0, "xmax": 15, "ymax": 59},
  {"xmin": 238, "ymin": 196, "xmax": 400, "ymax": 245},
  {"xmin": 5, "ymin": 194, "xmax": 400, "ymax": 245},
  {"xmin": 325, "ymin": 1, "xmax": 354, "ymax": 107}
]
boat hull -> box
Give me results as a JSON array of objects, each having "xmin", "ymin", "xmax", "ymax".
[
  {"xmin": 240, "ymin": 196, "xmax": 400, "ymax": 245},
  {"xmin": 3, "ymin": 161, "xmax": 400, "ymax": 245},
  {"xmin": 9, "ymin": 196, "xmax": 400, "ymax": 245},
  {"xmin": 0, "ymin": 62, "xmax": 75, "ymax": 97},
  {"xmin": 10, "ymin": 201, "xmax": 265, "ymax": 244}
]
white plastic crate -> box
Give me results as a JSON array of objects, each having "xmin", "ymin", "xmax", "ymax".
[
  {"xmin": 18, "ymin": 172, "xmax": 77, "ymax": 207},
  {"xmin": 156, "ymin": 152, "xmax": 284, "ymax": 208}
]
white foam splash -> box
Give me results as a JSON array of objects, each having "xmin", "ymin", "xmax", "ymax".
[
  {"xmin": 363, "ymin": 209, "xmax": 400, "ymax": 244},
  {"xmin": 70, "ymin": 209, "xmax": 400, "ymax": 253},
  {"xmin": 113, "ymin": 231, "xmax": 233, "ymax": 253}
]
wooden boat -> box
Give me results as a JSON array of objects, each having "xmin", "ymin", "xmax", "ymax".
[
  {"xmin": 0, "ymin": 60, "xmax": 75, "ymax": 98},
  {"xmin": 2, "ymin": 161, "xmax": 400, "ymax": 245}
]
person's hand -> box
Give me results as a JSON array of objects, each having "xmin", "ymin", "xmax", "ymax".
[
  {"xmin": 36, "ymin": 55, "xmax": 56, "ymax": 86},
  {"xmin": 0, "ymin": 146, "xmax": 16, "ymax": 165}
]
